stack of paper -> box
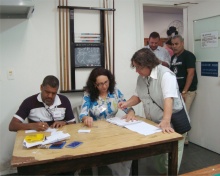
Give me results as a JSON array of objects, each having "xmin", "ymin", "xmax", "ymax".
[
  {"xmin": 23, "ymin": 131, "xmax": 70, "ymax": 148},
  {"xmin": 106, "ymin": 117, "xmax": 162, "ymax": 136},
  {"xmin": 125, "ymin": 122, "xmax": 162, "ymax": 136}
]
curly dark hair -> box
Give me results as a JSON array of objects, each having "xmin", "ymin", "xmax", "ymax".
[
  {"xmin": 131, "ymin": 48, "xmax": 160, "ymax": 70},
  {"xmin": 84, "ymin": 67, "xmax": 116, "ymax": 102}
]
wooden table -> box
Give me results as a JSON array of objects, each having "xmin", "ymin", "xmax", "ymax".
[{"xmin": 11, "ymin": 117, "xmax": 182, "ymax": 175}]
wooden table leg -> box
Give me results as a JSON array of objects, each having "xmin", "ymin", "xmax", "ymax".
[
  {"xmin": 132, "ymin": 159, "xmax": 138, "ymax": 176},
  {"xmin": 168, "ymin": 141, "xmax": 178, "ymax": 175}
]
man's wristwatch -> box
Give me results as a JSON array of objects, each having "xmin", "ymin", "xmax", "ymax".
[{"xmin": 182, "ymin": 91, "xmax": 187, "ymax": 94}]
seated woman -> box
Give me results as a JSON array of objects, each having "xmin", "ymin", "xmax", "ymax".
[{"xmin": 79, "ymin": 67, "xmax": 135, "ymax": 176}]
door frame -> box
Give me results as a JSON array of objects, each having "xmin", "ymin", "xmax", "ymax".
[{"xmin": 134, "ymin": 0, "xmax": 188, "ymax": 49}]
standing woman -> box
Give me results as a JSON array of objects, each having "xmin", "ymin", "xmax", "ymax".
[
  {"xmin": 118, "ymin": 48, "xmax": 189, "ymax": 174},
  {"xmin": 79, "ymin": 67, "xmax": 135, "ymax": 176}
]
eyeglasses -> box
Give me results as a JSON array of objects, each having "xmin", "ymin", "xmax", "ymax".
[
  {"xmin": 96, "ymin": 80, "xmax": 109, "ymax": 88},
  {"xmin": 134, "ymin": 65, "xmax": 145, "ymax": 70}
]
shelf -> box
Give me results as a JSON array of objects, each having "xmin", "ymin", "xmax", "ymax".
[{"xmin": 60, "ymin": 89, "xmax": 84, "ymax": 93}]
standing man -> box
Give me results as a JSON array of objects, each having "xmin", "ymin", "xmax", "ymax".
[
  {"xmin": 145, "ymin": 31, "xmax": 171, "ymax": 67},
  {"xmin": 9, "ymin": 75, "xmax": 75, "ymax": 132},
  {"xmin": 170, "ymin": 35, "xmax": 198, "ymax": 145}
]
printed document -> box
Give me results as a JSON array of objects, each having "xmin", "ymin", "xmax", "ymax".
[{"xmin": 106, "ymin": 117, "xmax": 162, "ymax": 136}]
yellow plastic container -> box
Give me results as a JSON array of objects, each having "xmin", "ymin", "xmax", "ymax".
[{"xmin": 24, "ymin": 134, "xmax": 45, "ymax": 143}]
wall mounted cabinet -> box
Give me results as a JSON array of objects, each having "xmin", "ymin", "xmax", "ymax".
[{"xmin": 0, "ymin": 0, "xmax": 34, "ymax": 19}]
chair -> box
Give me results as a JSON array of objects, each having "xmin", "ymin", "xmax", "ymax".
[
  {"xmin": 72, "ymin": 102, "xmax": 82, "ymax": 123},
  {"xmin": 72, "ymin": 102, "xmax": 98, "ymax": 176}
]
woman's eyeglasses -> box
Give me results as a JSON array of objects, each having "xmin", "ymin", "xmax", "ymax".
[
  {"xmin": 134, "ymin": 65, "xmax": 145, "ymax": 70},
  {"xmin": 96, "ymin": 80, "xmax": 109, "ymax": 88}
]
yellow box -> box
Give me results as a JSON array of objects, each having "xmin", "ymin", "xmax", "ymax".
[{"xmin": 24, "ymin": 134, "xmax": 45, "ymax": 143}]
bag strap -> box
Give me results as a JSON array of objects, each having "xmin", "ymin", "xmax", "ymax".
[
  {"xmin": 146, "ymin": 85, "xmax": 164, "ymax": 111},
  {"xmin": 143, "ymin": 77, "xmax": 164, "ymax": 111},
  {"xmin": 144, "ymin": 77, "xmax": 183, "ymax": 112}
]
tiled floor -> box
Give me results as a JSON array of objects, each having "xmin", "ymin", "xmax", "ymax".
[
  {"xmin": 179, "ymin": 142, "xmax": 220, "ymax": 175},
  {"xmin": 5, "ymin": 142, "xmax": 220, "ymax": 175}
]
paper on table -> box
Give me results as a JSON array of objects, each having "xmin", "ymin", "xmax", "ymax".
[
  {"xmin": 23, "ymin": 131, "xmax": 70, "ymax": 148},
  {"xmin": 78, "ymin": 129, "xmax": 91, "ymax": 133},
  {"xmin": 42, "ymin": 132, "xmax": 70, "ymax": 145},
  {"xmin": 124, "ymin": 122, "xmax": 162, "ymax": 136},
  {"xmin": 106, "ymin": 116, "xmax": 161, "ymax": 136},
  {"xmin": 106, "ymin": 116, "xmax": 141, "ymax": 127},
  {"xmin": 25, "ymin": 127, "xmax": 57, "ymax": 133}
]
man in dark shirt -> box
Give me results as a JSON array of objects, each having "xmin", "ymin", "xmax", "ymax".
[
  {"xmin": 9, "ymin": 75, "xmax": 75, "ymax": 132},
  {"xmin": 170, "ymin": 35, "xmax": 198, "ymax": 145}
]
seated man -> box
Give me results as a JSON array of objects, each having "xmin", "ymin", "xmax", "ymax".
[{"xmin": 9, "ymin": 75, "xmax": 75, "ymax": 132}]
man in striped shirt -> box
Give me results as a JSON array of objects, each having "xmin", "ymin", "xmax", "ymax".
[{"xmin": 9, "ymin": 75, "xmax": 75, "ymax": 132}]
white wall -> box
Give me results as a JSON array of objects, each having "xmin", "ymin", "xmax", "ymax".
[
  {"xmin": 143, "ymin": 12, "xmax": 183, "ymax": 38},
  {"xmin": 0, "ymin": 0, "xmax": 139, "ymax": 174},
  {"xmin": 187, "ymin": 1, "xmax": 220, "ymax": 154},
  {"xmin": 2, "ymin": 0, "xmax": 220, "ymax": 174},
  {"xmin": 135, "ymin": 0, "xmax": 220, "ymax": 154}
]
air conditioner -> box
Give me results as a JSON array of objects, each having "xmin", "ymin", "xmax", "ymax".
[{"xmin": 0, "ymin": 0, "xmax": 34, "ymax": 19}]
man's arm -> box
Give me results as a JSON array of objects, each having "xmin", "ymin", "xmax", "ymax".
[
  {"xmin": 9, "ymin": 117, "xmax": 48, "ymax": 132},
  {"xmin": 182, "ymin": 68, "xmax": 195, "ymax": 101}
]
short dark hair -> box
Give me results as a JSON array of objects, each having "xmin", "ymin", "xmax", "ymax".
[
  {"xmin": 149, "ymin": 31, "xmax": 160, "ymax": 39},
  {"xmin": 172, "ymin": 34, "xmax": 184, "ymax": 42},
  {"xmin": 166, "ymin": 38, "xmax": 172, "ymax": 45},
  {"xmin": 42, "ymin": 75, "xmax": 59, "ymax": 88},
  {"xmin": 131, "ymin": 48, "xmax": 160, "ymax": 70},
  {"xmin": 84, "ymin": 67, "xmax": 115, "ymax": 102}
]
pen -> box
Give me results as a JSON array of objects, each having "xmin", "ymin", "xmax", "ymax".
[
  {"xmin": 39, "ymin": 118, "xmax": 44, "ymax": 122},
  {"xmin": 39, "ymin": 119, "xmax": 46, "ymax": 128}
]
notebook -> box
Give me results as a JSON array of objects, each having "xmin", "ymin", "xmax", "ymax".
[{"xmin": 106, "ymin": 117, "xmax": 162, "ymax": 136}]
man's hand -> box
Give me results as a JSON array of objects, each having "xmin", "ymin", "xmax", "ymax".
[
  {"xmin": 32, "ymin": 122, "xmax": 49, "ymax": 131},
  {"xmin": 50, "ymin": 121, "xmax": 66, "ymax": 128},
  {"xmin": 181, "ymin": 93, "xmax": 186, "ymax": 102}
]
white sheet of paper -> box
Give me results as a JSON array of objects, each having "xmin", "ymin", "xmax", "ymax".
[
  {"xmin": 78, "ymin": 129, "xmax": 91, "ymax": 133},
  {"xmin": 25, "ymin": 127, "xmax": 57, "ymax": 133},
  {"xmin": 42, "ymin": 132, "xmax": 70, "ymax": 145},
  {"xmin": 125, "ymin": 122, "xmax": 162, "ymax": 136}
]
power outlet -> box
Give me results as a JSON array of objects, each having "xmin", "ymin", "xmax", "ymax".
[{"xmin": 7, "ymin": 69, "xmax": 14, "ymax": 80}]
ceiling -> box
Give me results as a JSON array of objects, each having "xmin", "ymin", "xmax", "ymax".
[
  {"xmin": 143, "ymin": 0, "xmax": 219, "ymax": 14},
  {"xmin": 143, "ymin": 6, "xmax": 183, "ymax": 14}
]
